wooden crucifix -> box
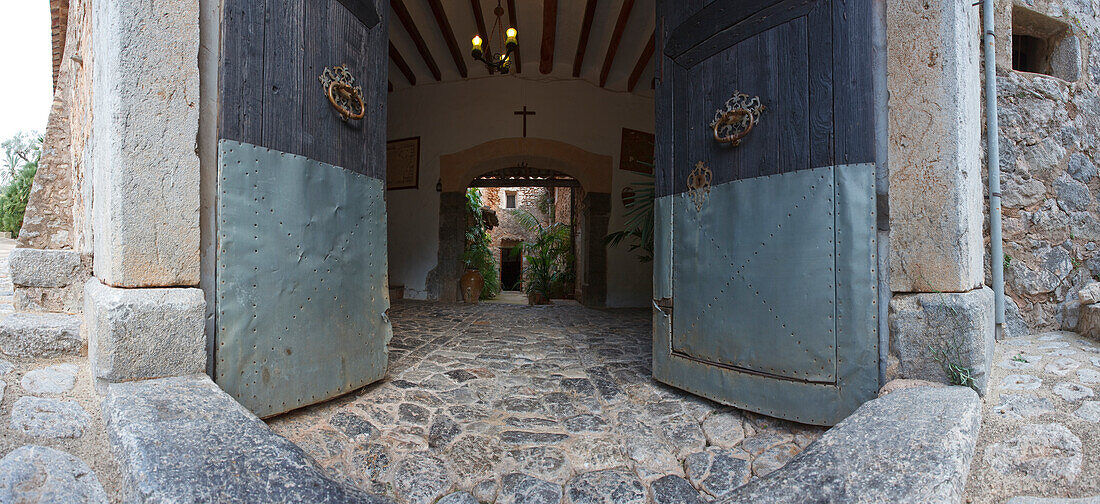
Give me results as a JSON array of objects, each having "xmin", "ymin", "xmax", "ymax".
[{"xmin": 514, "ymin": 106, "xmax": 536, "ymax": 138}]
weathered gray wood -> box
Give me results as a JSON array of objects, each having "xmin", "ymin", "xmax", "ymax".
[
  {"xmin": 220, "ymin": 0, "xmax": 387, "ymax": 179},
  {"xmin": 336, "ymin": 0, "xmax": 380, "ymax": 28}
]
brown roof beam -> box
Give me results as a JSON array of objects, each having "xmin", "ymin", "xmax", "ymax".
[
  {"xmin": 599, "ymin": 0, "xmax": 636, "ymax": 87},
  {"xmin": 427, "ymin": 0, "xmax": 468, "ymax": 78},
  {"xmin": 627, "ymin": 31, "xmax": 655, "ymax": 92},
  {"xmin": 506, "ymin": 0, "xmax": 522, "ymax": 73},
  {"xmin": 540, "ymin": 0, "xmax": 558, "ymax": 74},
  {"xmin": 469, "ymin": 0, "xmax": 491, "ymax": 75},
  {"xmin": 389, "ymin": 42, "xmax": 417, "ymax": 86},
  {"xmin": 391, "ymin": 0, "xmax": 442, "ymax": 81},
  {"xmin": 572, "ymin": 0, "xmax": 598, "ymax": 77}
]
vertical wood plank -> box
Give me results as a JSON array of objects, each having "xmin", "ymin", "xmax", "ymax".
[
  {"xmin": 219, "ymin": 0, "xmax": 266, "ymax": 144},
  {"xmin": 776, "ymin": 17, "xmax": 809, "ymax": 175},
  {"xmin": 365, "ymin": 0, "xmax": 389, "ymax": 181},
  {"xmin": 261, "ymin": 0, "xmax": 305, "ymax": 155},
  {"xmin": 808, "ymin": 1, "xmax": 834, "ymax": 169},
  {"xmin": 303, "ymin": 0, "xmax": 335, "ymax": 167},
  {"xmin": 833, "ymin": 0, "xmax": 874, "ymax": 165}
]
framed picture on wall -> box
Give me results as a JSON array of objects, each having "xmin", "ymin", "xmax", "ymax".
[
  {"xmin": 386, "ymin": 137, "xmax": 420, "ymax": 190},
  {"xmin": 619, "ymin": 128, "xmax": 655, "ymax": 174}
]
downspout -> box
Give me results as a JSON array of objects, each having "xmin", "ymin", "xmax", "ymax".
[{"xmin": 983, "ymin": 0, "xmax": 1006, "ymax": 336}]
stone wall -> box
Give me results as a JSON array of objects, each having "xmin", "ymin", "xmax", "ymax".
[{"xmin": 993, "ymin": 0, "xmax": 1100, "ymax": 334}]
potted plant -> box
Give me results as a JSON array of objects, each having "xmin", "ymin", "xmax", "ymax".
[
  {"xmin": 461, "ymin": 189, "xmax": 501, "ymax": 303},
  {"xmin": 510, "ymin": 209, "xmax": 572, "ymax": 305}
]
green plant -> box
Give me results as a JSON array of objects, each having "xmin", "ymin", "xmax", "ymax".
[
  {"xmin": 605, "ymin": 169, "xmax": 654, "ymax": 262},
  {"xmin": 1003, "ymin": 254, "xmax": 1012, "ymax": 270},
  {"xmin": 925, "ymin": 292, "xmax": 979, "ymax": 392},
  {"xmin": 0, "ymin": 132, "xmax": 40, "ymax": 238},
  {"xmin": 1011, "ymin": 354, "xmax": 1028, "ymax": 363},
  {"xmin": 510, "ymin": 208, "xmax": 573, "ymax": 302},
  {"xmin": 462, "ymin": 188, "xmax": 501, "ymax": 299}
]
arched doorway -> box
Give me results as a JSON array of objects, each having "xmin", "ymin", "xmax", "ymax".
[{"xmin": 432, "ymin": 138, "xmax": 612, "ymax": 306}]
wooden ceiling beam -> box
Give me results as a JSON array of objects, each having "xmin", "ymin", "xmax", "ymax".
[
  {"xmin": 389, "ymin": 42, "xmax": 417, "ymax": 86},
  {"xmin": 469, "ymin": 0, "xmax": 490, "ymax": 75},
  {"xmin": 572, "ymin": 0, "xmax": 598, "ymax": 77},
  {"xmin": 427, "ymin": 0, "xmax": 469, "ymax": 78},
  {"xmin": 540, "ymin": 0, "xmax": 558, "ymax": 74},
  {"xmin": 391, "ymin": 0, "xmax": 442, "ymax": 81},
  {"xmin": 599, "ymin": 0, "xmax": 636, "ymax": 87},
  {"xmin": 627, "ymin": 31, "xmax": 655, "ymax": 92},
  {"xmin": 506, "ymin": 0, "xmax": 522, "ymax": 73}
]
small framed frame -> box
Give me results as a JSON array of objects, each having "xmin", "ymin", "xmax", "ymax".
[
  {"xmin": 386, "ymin": 137, "xmax": 420, "ymax": 190},
  {"xmin": 619, "ymin": 128, "xmax": 655, "ymax": 174}
]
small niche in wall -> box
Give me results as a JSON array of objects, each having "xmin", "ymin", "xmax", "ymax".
[{"xmin": 1011, "ymin": 6, "xmax": 1080, "ymax": 82}]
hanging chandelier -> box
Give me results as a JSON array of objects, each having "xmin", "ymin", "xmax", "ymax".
[{"xmin": 471, "ymin": 0, "xmax": 518, "ymax": 74}]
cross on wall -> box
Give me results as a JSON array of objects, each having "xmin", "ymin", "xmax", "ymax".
[{"xmin": 514, "ymin": 106, "xmax": 536, "ymax": 138}]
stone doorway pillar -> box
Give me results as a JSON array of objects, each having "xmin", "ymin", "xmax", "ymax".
[
  {"xmin": 83, "ymin": 0, "xmax": 206, "ymax": 392},
  {"xmin": 433, "ymin": 192, "xmax": 467, "ymax": 303},
  {"xmin": 579, "ymin": 193, "xmax": 610, "ymax": 308},
  {"xmin": 886, "ymin": 0, "xmax": 995, "ymax": 394}
]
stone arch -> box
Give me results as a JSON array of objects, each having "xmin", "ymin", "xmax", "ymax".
[
  {"xmin": 433, "ymin": 138, "xmax": 612, "ymax": 306},
  {"xmin": 439, "ymin": 137, "xmax": 612, "ymax": 193}
]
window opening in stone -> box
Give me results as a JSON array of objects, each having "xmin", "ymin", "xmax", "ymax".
[{"xmin": 1010, "ymin": 6, "xmax": 1079, "ymax": 81}]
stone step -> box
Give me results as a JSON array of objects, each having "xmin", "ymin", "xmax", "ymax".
[
  {"xmin": 721, "ymin": 386, "xmax": 982, "ymax": 504},
  {"xmin": 103, "ymin": 375, "xmax": 393, "ymax": 503},
  {"xmin": 8, "ymin": 248, "xmax": 89, "ymax": 288},
  {"xmin": 0, "ymin": 312, "xmax": 82, "ymax": 358}
]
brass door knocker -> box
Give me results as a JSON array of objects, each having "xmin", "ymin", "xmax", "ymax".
[
  {"xmin": 710, "ymin": 92, "xmax": 764, "ymax": 146},
  {"xmin": 319, "ymin": 65, "xmax": 366, "ymax": 121}
]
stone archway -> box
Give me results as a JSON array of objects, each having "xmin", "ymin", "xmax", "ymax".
[{"xmin": 431, "ymin": 138, "xmax": 612, "ymax": 306}]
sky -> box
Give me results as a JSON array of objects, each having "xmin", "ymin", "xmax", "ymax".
[{"xmin": 0, "ymin": 2, "xmax": 53, "ymax": 143}]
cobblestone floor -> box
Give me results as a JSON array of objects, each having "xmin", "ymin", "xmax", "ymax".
[
  {"xmin": 0, "ymin": 238, "xmax": 122, "ymax": 502},
  {"xmin": 966, "ymin": 330, "xmax": 1100, "ymax": 503},
  {"xmin": 269, "ymin": 301, "xmax": 825, "ymax": 504}
]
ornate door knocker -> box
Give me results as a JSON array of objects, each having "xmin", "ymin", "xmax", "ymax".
[
  {"xmin": 687, "ymin": 161, "xmax": 712, "ymax": 211},
  {"xmin": 319, "ymin": 65, "xmax": 366, "ymax": 121},
  {"xmin": 710, "ymin": 92, "xmax": 764, "ymax": 146}
]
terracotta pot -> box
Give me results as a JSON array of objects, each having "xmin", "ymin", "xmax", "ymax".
[
  {"xmin": 460, "ymin": 269, "xmax": 484, "ymax": 304},
  {"xmin": 528, "ymin": 291, "xmax": 551, "ymax": 306}
]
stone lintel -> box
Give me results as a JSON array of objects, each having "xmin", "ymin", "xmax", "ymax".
[
  {"xmin": 84, "ymin": 279, "xmax": 205, "ymax": 390},
  {"xmin": 888, "ymin": 286, "xmax": 996, "ymax": 395},
  {"xmin": 887, "ymin": 0, "xmax": 984, "ymax": 293},
  {"xmin": 91, "ymin": 0, "xmax": 201, "ymax": 288}
]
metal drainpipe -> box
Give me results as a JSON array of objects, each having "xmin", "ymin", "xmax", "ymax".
[{"xmin": 983, "ymin": 0, "xmax": 1006, "ymax": 335}]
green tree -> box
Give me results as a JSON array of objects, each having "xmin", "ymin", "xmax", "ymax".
[
  {"xmin": 463, "ymin": 188, "xmax": 501, "ymax": 299},
  {"xmin": 510, "ymin": 208, "xmax": 573, "ymax": 303},
  {"xmin": 0, "ymin": 132, "xmax": 42, "ymax": 237}
]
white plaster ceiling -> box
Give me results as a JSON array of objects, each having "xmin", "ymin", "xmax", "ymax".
[{"xmin": 387, "ymin": 0, "xmax": 656, "ymax": 95}]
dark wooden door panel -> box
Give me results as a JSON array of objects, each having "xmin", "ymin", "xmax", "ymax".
[
  {"xmin": 660, "ymin": 1, "xmax": 830, "ymax": 196},
  {"xmin": 220, "ymin": 0, "xmax": 387, "ymax": 178}
]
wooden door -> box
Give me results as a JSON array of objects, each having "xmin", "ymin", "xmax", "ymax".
[
  {"xmin": 652, "ymin": 0, "xmax": 882, "ymax": 426},
  {"xmin": 215, "ymin": 0, "xmax": 390, "ymax": 417}
]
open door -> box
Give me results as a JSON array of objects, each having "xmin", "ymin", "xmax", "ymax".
[
  {"xmin": 215, "ymin": 0, "xmax": 390, "ymax": 417},
  {"xmin": 652, "ymin": 0, "xmax": 881, "ymax": 426}
]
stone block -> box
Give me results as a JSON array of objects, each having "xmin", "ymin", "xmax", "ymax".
[
  {"xmin": 8, "ymin": 249, "xmax": 89, "ymax": 288},
  {"xmin": 888, "ymin": 287, "xmax": 996, "ymax": 395},
  {"xmin": 14, "ymin": 286, "xmax": 84, "ymax": 314},
  {"xmin": 887, "ymin": 0, "xmax": 984, "ymax": 293},
  {"xmin": 84, "ymin": 279, "xmax": 205, "ymax": 386},
  {"xmin": 91, "ymin": 0, "xmax": 200, "ymax": 288},
  {"xmin": 103, "ymin": 375, "xmax": 390, "ymax": 503},
  {"xmin": 724, "ymin": 386, "xmax": 981, "ymax": 503},
  {"xmin": 1077, "ymin": 304, "xmax": 1100, "ymax": 340},
  {"xmin": 0, "ymin": 445, "xmax": 107, "ymax": 503},
  {"xmin": 0, "ymin": 313, "xmax": 82, "ymax": 358},
  {"xmin": 1078, "ymin": 282, "xmax": 1100, "ymax": 305}
]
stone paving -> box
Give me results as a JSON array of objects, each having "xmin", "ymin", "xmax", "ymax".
[
  {"xmin": 0, "ymin": 238, "xmax": 120, "ymax": 502},
  {"xmin": 269, "ymin": 301, "xmax": 826, "ymax": 504},
  {"xmin": 966, "ymin": 330, "xmax": 1100, "ymax": 503}
]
